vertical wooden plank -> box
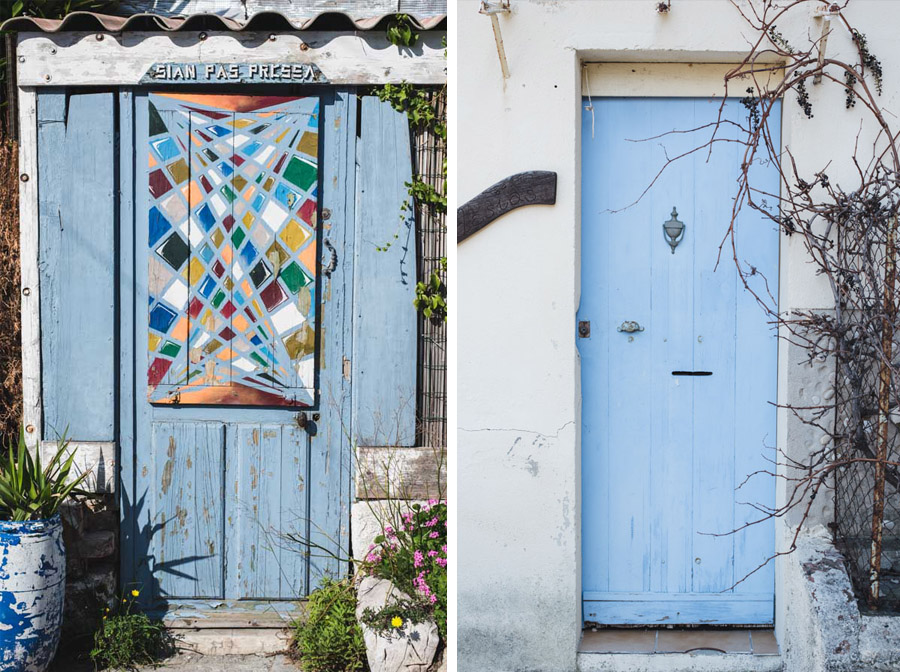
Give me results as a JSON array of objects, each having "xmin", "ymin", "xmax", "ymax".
[
  {"xmin": 309, "ymin": 89, "xmax": 356, "ymax": 589},
  {"xmin": 352, "ymin": 96, "xmax": 417, "ymax": 447},
  {"xmin": 278, "ymin": 424, "xmax": 310, "ymax": 599},
  {"xmin": 225, "ymin": 423, "xmax": 285, "ymax": 599},
  {"xmin": 131, "ymin": 91, "xmax": 155, "ymax": 602},
  {"xmin": 605, "ymin": 98, "xmax": 653, "ymax": 594},
  {"xmin": 579, "ymin": 99, "xmax": 611, "ymax": 597},
  {"xmin": 38, "ymin": 91, "xmax": 116, "ymax": 440},
  {"xmin": 153, "ymin": 421, "xmax": 224, "ymax": 599},
  {"xmin": 648, "ymin": 99, "xmax": 695, "ymax": 596},
  {"xmin": 18, "ymin": 87, "xmax": 41, "ymax": 441},
  {"xmin": 119, "ymin": 88, "xmax": 138, "ymax": 590},
  {"xmin": 732, "ymin": 98, "xmax": 780, "ymax": 599},
  {"xmin": 691, "ymin": 97, "xmax": 739, "ymax": 594}
]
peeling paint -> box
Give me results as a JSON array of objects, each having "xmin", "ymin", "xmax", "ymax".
[{"xmin": 0, "ymin": 516, "xmax": 65, "ymax": 671}]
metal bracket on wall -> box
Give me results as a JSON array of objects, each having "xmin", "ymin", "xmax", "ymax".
[
  {"xmin": 479, "ymin": 0, "xmax": 511, "ymax": 79},
  {"xmin": 812, "ymin": 3, "xmax": 840, "ymax": 83}
]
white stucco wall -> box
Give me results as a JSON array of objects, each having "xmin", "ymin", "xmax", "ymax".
[{"xmin": 458, "ymin": 2, "xmax": 900, "ymax": 671}]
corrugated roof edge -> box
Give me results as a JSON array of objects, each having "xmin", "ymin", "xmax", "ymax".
[{"xmin": 1, "ymin": 11, "xmax": 446, "ymax": 33}]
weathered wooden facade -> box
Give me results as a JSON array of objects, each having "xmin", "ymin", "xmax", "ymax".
[{"xmin": 8, "ymin": 1, "xmax": 445, "ymax": 644}]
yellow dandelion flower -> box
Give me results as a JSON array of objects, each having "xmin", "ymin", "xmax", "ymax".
[
  {"xmin": 131, "ymin": 589, "xmax": 140, "ymax": 597},
  {"xmin": 122, "ymin": 598, "xmax": 127, "ymax": 603},
  {"xmin": 391, "ymin": 616, "xmax": 403, "ymax": 628}
]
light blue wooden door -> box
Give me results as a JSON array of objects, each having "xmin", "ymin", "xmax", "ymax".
[
  {"xmin": 122, "ymin": 90, "xmax": 355, "ymax": 604},
  {"xmin": 578, "ymin": 98, "xmax": 781, "ymax": 625}
]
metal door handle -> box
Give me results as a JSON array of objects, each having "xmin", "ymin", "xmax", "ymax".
[{"xmin": 617, "ymin": 320, "xmax": 644, "ymax": 333}]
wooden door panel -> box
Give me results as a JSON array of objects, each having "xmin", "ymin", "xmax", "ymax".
[
  {"xmin": 225, "ymin": 423, "xmax": 309, "ymax": 600},
  {"xmin": 579, "ymin": 97, "xmax": 780, "ymax": 624},
  {"xmin": 143, "ymin": 421, "xmax": 225, "ymax": 599}
]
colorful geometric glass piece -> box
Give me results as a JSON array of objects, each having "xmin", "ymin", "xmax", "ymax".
[{"xmin": 146, "ymin": 93, "xmax": 320, "ymax": 406}]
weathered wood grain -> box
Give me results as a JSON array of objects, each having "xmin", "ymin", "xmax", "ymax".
[
  {"xmin": 39, "ymin": 440, "xmax": 116, "ymax": 493},
  {"xmin": 118, "ymin": 88, "xmax": 137, "ymax": 588},
  {"xmin": 310, "ymin": 89, "xmax": 357, "ymax": 589},
  {"xmin": 160, "ymin": 599, "xmax": 305, "ymax": 629},
  {"xmin": 355, "ymin": 446, "xmax": 446, "ymax": 500},
  {"xmin": 149, "ymin": 422, "xmax": 225, "ymax": 599},
  {"xmin": 457, "ymin": 170, "xmax": 557, "ymax": 243},
  {"xmin": 18, "ymin": 88, "xmax": 41, "ymax": 441},
  {"xmin": 352, "ymin": 97, "xmax": 417, "ymax": 447},
  {"xmin": 38, "ymin": 91, "xmax": 116, "ymax": 441},
  {"xmin": 225, "ymin": 424, "xmax": 308, "ymax": 600},
  {"xmin": 16, "ymin": 31, "xmax": 446, "ymax": 87}
]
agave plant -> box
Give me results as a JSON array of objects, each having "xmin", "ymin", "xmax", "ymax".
[{"xmin": 0, "ymin": 430, "xmax": 88, "ymax": 521}]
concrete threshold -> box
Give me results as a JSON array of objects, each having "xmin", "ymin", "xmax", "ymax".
[
  {"xmin": 162, "ymin": 602, "xmax": 301, "ymax": 656},
  {"xmin": 172, "ymin": 628, "xmax": 291, "ymax": 656},
  {"xmin": 576, "ymin": 651, "xmax": 783, "ymax": 672}
]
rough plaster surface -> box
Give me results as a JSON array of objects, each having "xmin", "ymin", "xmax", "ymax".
[
  {"xmin": 459, "ymin": 1, "xmax": 900, "ymax": 669},
  {"xmin": 781, "ymin": 527, "xmax": 859, "ymax": 672},
  {"xmin": 780, "ymin": 526, "xmax": 900, "ymax": 672}
]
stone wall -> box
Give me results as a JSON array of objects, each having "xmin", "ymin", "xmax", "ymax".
[
  {"xmin": 59, "ymin": 495, "xmax": 117, "ymax": 640},
  {"xmin": 782, "ymin": 526, "xmax": 900, "ymax": 672}
]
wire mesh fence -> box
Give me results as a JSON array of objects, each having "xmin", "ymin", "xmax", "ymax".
[
  {"xmin": 833, "ymin": 216, "xmax": 900, "ymax": 613},
  {"xmin": 412, "ymin": 89, "xmax": 446, "ymax": 448}
]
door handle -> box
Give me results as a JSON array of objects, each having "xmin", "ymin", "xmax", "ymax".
[{"xmin": 617, "ymin": 320, "xmax": 644, "ymax": 333}]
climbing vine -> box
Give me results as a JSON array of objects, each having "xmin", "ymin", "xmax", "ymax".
[
  {"xmin": 375, "ymin": 19, "xmax": 447, "ymax": 320},
  {"xmin": 644, "ymin": 0, "xmax": 900, "ymax": 609}
]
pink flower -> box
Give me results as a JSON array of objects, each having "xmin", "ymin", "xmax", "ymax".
[
  {"xmin": 429, "ymin": 593, "xmax": 438, "ymax": 604},
  {"xmin": 414, "ymin": 550, "xmax": 425, "ymax": 568},
  {"xmin": 436, "ymin": 557, "xmax": 447, "ymax": 568},
  {"xmin": 427, "ymin": 550, "xmax": 438, "ymax": 557},
  {"xmin": 425, "ymin": 517, "xmax": 438, "ymax": 528},
  {"xmin": 429, "ymin": 531, "xmax": 439, "ymax": 539}
]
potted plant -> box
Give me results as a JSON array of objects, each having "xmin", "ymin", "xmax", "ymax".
[{"xmin": 0, "ymin": 431, "xmax": 86, "ymax": 672}]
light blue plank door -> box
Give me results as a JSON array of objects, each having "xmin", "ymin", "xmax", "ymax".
[
  {"xmin": 123, "ymin": 91, "xmax": 354, "ymax": 604},
  {"xmin": 579, "ymin": 98, "xmax": 780, "ymax": 625}
]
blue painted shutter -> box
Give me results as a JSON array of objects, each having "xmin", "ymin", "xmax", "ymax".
[
  {"xmin": 353, "ymin": 97, "xmax": 418, "ymax": 447},
  {"xmin": 38, "ymin": 92, "xmax": 116, "ymax": 441}
]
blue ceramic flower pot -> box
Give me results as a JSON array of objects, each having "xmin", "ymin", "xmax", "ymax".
[{"xmin": 0, "ymin": 515, "xmax": 65, "ymax": 672}]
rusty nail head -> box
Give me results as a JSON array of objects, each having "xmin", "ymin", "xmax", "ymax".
[
  {"xmin": 322, "ymin": 208, "xmax": 332, "ymax": 220},
  {"xmin": 20, "ymin": 173, "xmax": 29, "ymax": 182},
  {"xmin": 25, "ymin": 424, "xmax": 34, "ymax": 434},
  {"xmin": 44, "ymin": 74, "xmax": 51, "ymax": 82},
  {"xmin": 96, "ymin": 33, "xmax": 104, "ymax": 40},
  {"xmin": 199, "ymin": 32, "xmax": 208, "ymax": 40},
  {"xmin": 22, "ymin": 287, "xmax": 30, "ymax": 296},
  {"xmin": 312, "ymin": 413, "xmax": 320, "ymax": 421},
  {"xmin": 299, "ymin": 42, "xmax": 309, "ymax": 51}
]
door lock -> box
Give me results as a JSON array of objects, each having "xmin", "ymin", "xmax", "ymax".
[
  {"xmin": 617, "ymin": 320, "xmax": 645, "ymax": 333},
  {"xmin": 578, "ymin": 321, "xmax": 591, "ymax": 338},
  {"xmin": 296, "ymin": 412, "xmax": 318, "ymax": 437}
]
